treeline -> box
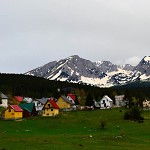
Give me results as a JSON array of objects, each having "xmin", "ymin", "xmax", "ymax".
[{"xmin": 0, "ymin": 73, "xmax": 150, "ymax": 103}]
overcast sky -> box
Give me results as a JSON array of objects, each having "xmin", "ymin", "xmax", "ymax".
[{"xmin": 0, "ymin": 0, "xmax": 150, "ymax": 73}]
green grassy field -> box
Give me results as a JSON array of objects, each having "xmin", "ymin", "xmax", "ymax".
[{"xmin": 0, "ymin": 108, "xmax": 150, "ymax": 150}]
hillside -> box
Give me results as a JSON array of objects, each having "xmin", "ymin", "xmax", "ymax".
[{"xmin": 0, "ymin": 73, "xmax": 150, "ymax": 101}]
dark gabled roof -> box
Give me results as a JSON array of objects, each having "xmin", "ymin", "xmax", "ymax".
[
  {"xmin": 19, "ymin": 103, "xmax": 35, "ymax": 113},
  {"xmin": 10, "ymin": 105, "xmax": 23, "ymax": 112},
  {"xmin": 61, "ymin": 95, "xmax": 74, "ymax": 105},
  {"xmin": 100, "ymin": 95, "xmax": 113, "ymax": 102},
  {"xmin": 1, "ymin": 93, "xmax": 8, "ymax": 99},
  {"xmin": 36, "ymin": 98, "xmax": 48, "ymax": 105}
]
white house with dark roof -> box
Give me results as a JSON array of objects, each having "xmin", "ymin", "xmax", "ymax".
[
  {"xmin": 0, "ymin": 93, "xmax": 8, "ymax": 108},
  {"xmin": 99, "ymin": 95, "xmax": 113, "ymax": 109},
  {"xmin": 32, "ymin": 97, "xmax": 48, "ymax": 112}
]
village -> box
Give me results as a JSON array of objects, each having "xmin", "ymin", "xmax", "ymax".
[{"xmin": 0, "ymin": 92, "xmax": 149, "ymax": 120}]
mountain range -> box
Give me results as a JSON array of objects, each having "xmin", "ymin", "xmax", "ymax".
[{"xmin": 25, "ymin": 55, "xmax": 150, "ymax": 87}]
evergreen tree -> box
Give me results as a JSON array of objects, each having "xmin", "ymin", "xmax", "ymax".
[
  {"xmin": 85, "ymin": 93, "xmax": 94, "ymax": 106},
  {"xmin": 75, "ymin": 95, "xmax": 79, "ymax": 105},
  {"xmin": 79, "ymin": 89, "xmax": 86, "ymax": 106}
]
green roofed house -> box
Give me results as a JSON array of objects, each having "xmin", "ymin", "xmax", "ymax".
[{"xmin": 19, "ymin": 103, "xmax": 37, "ymax": 117}]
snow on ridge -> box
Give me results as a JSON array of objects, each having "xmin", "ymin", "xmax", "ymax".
[
  {"xmin": 140, "ymin": 74, "xmax": 150, "ymax": 80},
  {"xmin": 68, "ymin": 66, "xmax": 74, "ymax": 75},
  {"xmin": 49, "ymin": 70, "xmax": 62, "ymax": 80},
  {"xmin": 144, "ymin": 56, "xmax": 150, "ymax": 62},
  {"xmin": 50, "ymin": 61, "xmax": 67, "ymax": 74},
  {"xmin": 80, "ymin": 76, "xmax": 113, "ymax": 87},
  {"xmin": 58, "ymin": 77, "xmax": 68, "ymax": 82},
  {"xmin": 95, "ymin": 61, "xmax": 102, "ymax": 66}
]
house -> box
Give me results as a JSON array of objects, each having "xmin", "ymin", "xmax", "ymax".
[
  {"xmin": 19, "ymin": 103, "xmax": 37, "ymax": 117},
  {"xmin": 42, "ymin": 99, "xmax": 59, "ymax": 116},
  {"xmin": 115, "ymin": 95, "xmax": 125, "ymax": 107},
  {"xmin": 0, "ymin": 93, "xmax": 8, "ymax": 108},
  {"xmin": 56, "ymin": 95, "xmax": 74, "ymax": 110},
  {"xmin": 99, "ymin": 95, "xmax": 113, "ymax": 109},
  {"xmin": 32, "ymin": 98, "xmax": 48, "ymax": 114},
  {"xmin": 3, "ymin": 105, "xmax": 23, "ymax": 120},
  {"xmin": 67, "ymin": 94, "xmax": 76, "ymax": 104},
  {"xmin": 22, "ymin": 97, "xmax": 33, "ymax": 103},
  {"xmin": 93, "ymin": 100, "xmax": 100, "ymax": 109},
  {"xmin": 143, "ymin": 100, "xmax": 150, "ymax": 110},
  {"xmin": 13, "ymin": 96, "xmax": 23, "ymax": 105}
]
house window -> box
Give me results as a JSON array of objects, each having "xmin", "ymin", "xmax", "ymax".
[
  {"xmin": 48, "ymin": 104, "xmax": 50, "ymax": 108},
  {"xmin": 51, "ymin": 109, "xmax": 53, "ymax": 111},
  {"xmin": 12, "ymin": 113, "xmax": 14, "ymax": 115},
  {"xmin": 9, "ymin": 109, "xmax": 11, "ymax": 112}
]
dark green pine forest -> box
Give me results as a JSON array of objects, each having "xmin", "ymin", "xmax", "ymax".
[{"xmin": 0, "ymin": 73, "xmax": 150, "ymax": 105}]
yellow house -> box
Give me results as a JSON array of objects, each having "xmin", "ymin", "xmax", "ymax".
[
  {"xmin": 56, "ymin": 96, "xmax": 74, "ymax": 109},
  {"xmin": 42, "ymin": 99, "xmax": 59, "ymax": 116},
  {"xmin": 4, "ymin": 105, "xmax": 23, "ymax": 120}
]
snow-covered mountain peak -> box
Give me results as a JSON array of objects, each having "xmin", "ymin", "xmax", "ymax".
[{"xmin": 25, "ymin": 55, "xmax": 150, "ymax": 87}]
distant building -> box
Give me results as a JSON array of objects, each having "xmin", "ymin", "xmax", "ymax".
[
  {"xmin": 32, "ymin": 98, "xmax": 48, "ymax": 112},
  {"xmin": 0, "ymin": 93, "xmax": 8, "ymax": 108},
  {"xmin": 19, "ymin": 103, "xmax": 37, "ymax": 117},
  {"xmin": 22, "ymin": 97, "xmax": 33, "ymax": 103},
  {"xmin": 143, "ymin": 100, "xmax": 150, "ymax": 109},
  {"xmin": 56, "ymin": 95, "xmax": 74, "ymax": 111},
  {"xmin": 93, "ymin": 100, "xmax": 101, "ymax": 109},
  {"xmin": 67, "ymin": 94, "xmax": 76, "ymax": 104},
  {"xmin": 115, "ymin": 95, "xmax": 125, "ymax": 107},
  {"xmin": 13, "ymin": 96, "xmax": 23, "ymax": 105},
  {"xmin": 99, "ymin": 95, "xmax": 113, "ymax": 109},
  {"xmin": 3, "ymin": 105, "xmax": 23, "ymax": 120},
  {"xmin": 42, "ymin": 99, "xmax": 59, "ymax": 116}
]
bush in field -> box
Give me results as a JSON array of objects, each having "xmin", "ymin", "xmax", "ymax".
[
  {"xmin": 0, "ymin": 106, "xmax": 5, "ymax": 118},
  {"xmin": 100, "ymin": 119, "xmax": 107, "ymax": 129},
  {"xmin": 124, "ymin": 106, "xmax": 144, "ymax": 122}
]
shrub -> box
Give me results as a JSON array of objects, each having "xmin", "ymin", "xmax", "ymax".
[
  {"xmin": 100, "ymin": 119, "xmax": 107, "ymax": 129},
  {"xmin": 124, "ymin": 111, "xmax": 130, "ymax": 120},
  {"xmin": 124, "ymin": 106, "xmax": 144, "ymax": 122}
]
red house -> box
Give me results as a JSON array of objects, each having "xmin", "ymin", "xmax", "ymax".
[{"xmin": 67, "ymin": 94, "xmax": 76, "ymax": 104}]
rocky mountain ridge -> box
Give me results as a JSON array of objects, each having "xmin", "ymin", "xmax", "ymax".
[{"xmin": 25, "ymin": 55, "xmax": 150, "ymax": 87}]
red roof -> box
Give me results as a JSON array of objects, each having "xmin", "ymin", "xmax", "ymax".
[
  {"xmin": 14, "ymin": 96, "xmax": 23, "ymax": 102},
  {"xmin": 10, "ymin": 105, "xmax": 23, "ymax": 112},
  {"xmin": 49, "ymin": 99, "xmax": 59, "ymax": 109},
  {"xmin": 67, "ymin": 94, "xmax": 76, "ymax": 101}
]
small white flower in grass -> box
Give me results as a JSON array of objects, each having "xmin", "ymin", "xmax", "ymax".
[{"xmin": 90, "ymin": 135, "xmax": 92, "ymax": 138}]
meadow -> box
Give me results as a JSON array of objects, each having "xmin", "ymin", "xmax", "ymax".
[{"xmin": 0, "ymin": 108, "xmax": 150, "ymax": 150}]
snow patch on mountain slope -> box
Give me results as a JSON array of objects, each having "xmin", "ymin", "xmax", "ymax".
[
  {"xmin": 80, "ymin": 69, "xmax": 132, "ymax": 87},
  {"xmin": 49, "ymin": 70, "xmax": 62, "ymax": 80},
  {"xmin": 144, "ymin": 56, "xmax": 150, "ymax": 62},
  {"xmin": 140, "ymin": 74, "xmax": 150, "ymax": 80}
]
